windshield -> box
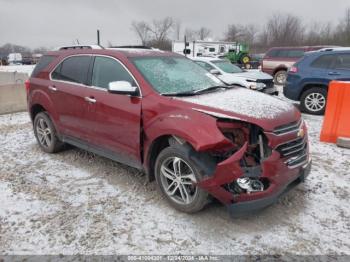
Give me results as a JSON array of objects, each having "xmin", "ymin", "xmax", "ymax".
[
  {"xmin": 132, "ymin": 56, "xmax": 222, "ymax": 94},
  {"xmin": 212, "ymin": 60, "xmax": 243, "ymax": 74}
]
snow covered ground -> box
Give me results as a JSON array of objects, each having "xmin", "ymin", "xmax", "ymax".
[
  {"xmin": 0, "ymin": 111, "xmax": 349, "ymax": 255},
  {"xmin": 0, "ymin": 65, "xmax": 35, "ymax": 76}
]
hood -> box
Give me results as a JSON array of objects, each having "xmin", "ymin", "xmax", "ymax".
[
  {"xmin": 232, "ymin": 70, "xmax": 273, "ymax": 81},
  {"xmin": 177, "ymin": 87, "xmax": 300, "ymax": 131}
]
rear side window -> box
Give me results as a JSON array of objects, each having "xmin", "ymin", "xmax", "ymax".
[
  {"xmin": 91, "ymin": 56, "xmax": 135, "ymax": 89},
  {"xmin": 286, "ymin": 50, "xmax": 304, "ymax": 58},
  {"xmin": 334, "ymin": 54, "xmax": 350, "ymax": 70},
  {"xmin": 31, "ymin": 55, "xmax": 55, "ymax": 77},
  {"xmin": 266, "ymin": 49, "xmax": 304, "ymax": 58},
  {"xmin": 52, "ymin": 56, "xmax": 91, "ymax": 84},
  {"xmin": 311, "ymin": 55, "xmax": 335, "ymax": 69}
]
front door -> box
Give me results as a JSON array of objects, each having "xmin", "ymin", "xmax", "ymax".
[{"xmin": 85, "ymin": 56, "xmax": 142, "ymax": 168}]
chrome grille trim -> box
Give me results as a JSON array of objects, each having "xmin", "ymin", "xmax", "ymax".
[{"xmin": 272, "ymin": 119, "xmax": 303, "ymax": 136}]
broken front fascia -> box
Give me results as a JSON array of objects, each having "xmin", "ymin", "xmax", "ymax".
[{"xmin": 198, "ymin": 142, "xmax": 248, "ymax": 204}]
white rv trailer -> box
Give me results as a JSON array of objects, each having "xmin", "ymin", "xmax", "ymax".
[{"xmin": 172, "ymin": 40, "xmax": 242, "ymax": 58}]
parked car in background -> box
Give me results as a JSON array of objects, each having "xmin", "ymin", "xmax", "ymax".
[
  {"xmin": 27, "ymin": 45, "xmax": 310, "ymax": 215},
  {"xmin": 192, "ymin": 56, "xmax": 278, "ymax": 95},
  {"xmin": 262, "ymin": 46, "xmax": 332, "ymax": 85},
  {"xmin": 249, "ymin": 53, "xmax": 265, "ymax": 69},
  {"xmin": 284, "ymin": 48, "xmax": 350, "ymax": 115},
  {"xmin": 7, "ymin": 53, "xmax": 23, "ymax": 65}
]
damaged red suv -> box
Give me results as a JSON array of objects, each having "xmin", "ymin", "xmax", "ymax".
[{"xmin": 27, "ymin": 45, "xmax": 311, "ymax": 215}]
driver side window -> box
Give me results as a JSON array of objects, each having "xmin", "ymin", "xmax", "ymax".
[{"xmin": 92, "ymin": 56, "xmax": 135, "ymax": 89}]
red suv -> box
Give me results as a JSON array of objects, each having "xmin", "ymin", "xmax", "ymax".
[
  {"xmin": 262, "ymin": 46, "xmax": 329, "ymax": 85},
  {"xmin": 27, "ymin": 45, "xmax": 311, "ymax": 215}
]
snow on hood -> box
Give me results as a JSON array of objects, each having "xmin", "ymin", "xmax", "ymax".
[
  {"xmin": 233, "ymin": 70, "xmax": 273, "ymax": 81},
  {"xmin": 178, "ymin": 87, "xmax": 295, "ymax": 120}
]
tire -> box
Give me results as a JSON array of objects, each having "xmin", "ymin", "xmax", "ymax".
[
  {"xmin": 33, "ymin": 112, "xmax": 64, "ymax": 153},
  {"xmin": 300, "ymin": 87, "xmax": 327, "ymax": 115},
  {"xmin": 274, "ymin": 70, "xmax": 287, "ymax": 85},
  {"xmin": 154, "ymin": 145, "xmax": 210, "ymax": 213},
  {"xmin": 240, "ymin": 54, "xmax": 251, "ymax": 65}
]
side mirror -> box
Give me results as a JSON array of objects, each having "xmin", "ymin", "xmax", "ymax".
[
  {"xmin": 210, "ymin": 69, "xmax": 221, "ymax": 75},
  {"xmin": 108, "ymin": 81, "xmax": 138, "ymax": 96}
]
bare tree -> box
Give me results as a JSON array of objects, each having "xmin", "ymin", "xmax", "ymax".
[
  {"xmin": 148, "ymin": 17, "xmax": 174, "ymax": 42},
  {"xmin": 131, "ymin": 21, "xmax": 150, "ymax": 45},
  {"xmin": 263, "ymin": 13, "xmax": 305, "ymax": 46},
  {"xmin": 174, "ymin": 19, "xmax": 182, "ymax": 40},
  {"xmin": 224, "ymin": 24, "xmax": 242, "ymax": 42},
  {"xmin": 184, "ymin": 28, "xmax": 198, "ymax": 41},
  {"xmin": 197, "ymin": 27, "xmax": 211, "ymax": 40}
]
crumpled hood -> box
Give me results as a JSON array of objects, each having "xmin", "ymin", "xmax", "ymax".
[
  {"xmin": 178, "ymin": 87, "xmax": 300, "ymax": 131},
  {"xmin": 232, "ymin": 70, "xmax": 273, "ymax": 81}
]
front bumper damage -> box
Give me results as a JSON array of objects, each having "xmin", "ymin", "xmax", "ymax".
[
  {"xmin": 198, "ymin": 125, "xmax": 311, "ymax": 215},
  {"xmin": 227, "ymin": 158, "xmax": 311, "ymax": 215}
]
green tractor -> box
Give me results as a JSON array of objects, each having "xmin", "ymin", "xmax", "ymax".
[{"xmin": 225, "ymin": 43, "xmax": 251, "ymax": 66}]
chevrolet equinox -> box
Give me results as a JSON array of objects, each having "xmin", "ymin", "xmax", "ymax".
[{"xmin": 26, "ymin": 45, "xmax": 311, "ymax": 215}]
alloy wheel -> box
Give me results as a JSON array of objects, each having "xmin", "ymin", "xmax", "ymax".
[
  {"xmin": 159, "ymin": 156, "xmax": 198, "ymax": 205},
  {"xmin": 305, "ymin": 92, "xmax": 326, "ymax": 112},
  {"xmin": 36, "ymin": 118, "xmax": 52, "ymax": 148}
]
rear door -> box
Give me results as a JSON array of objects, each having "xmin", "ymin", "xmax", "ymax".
[
  {"xmin": 84, "ymin": 55, "xmax": 142, "ymax": 168},
  {"xmin": 330, "ymin": 53, "xmax": 350, "ymax": 81},
  {"xmin": 50, "ymin": 55, "xmax": 91, "ymax": 141}
]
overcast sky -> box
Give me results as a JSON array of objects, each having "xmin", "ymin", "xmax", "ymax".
[{"xmin": 0, "ymin": 0, "xmax": 349, "ymax": 48}]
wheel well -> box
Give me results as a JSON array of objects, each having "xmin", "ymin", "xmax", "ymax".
[
  {"xmin": 147, "ymin": 135, "xmax": 172, "ymax": 182},
  {"xmin": 299, "ymin": 84, "xmax": 328, "ymax": 100},
  {"xmin": 30, "ymin": 104, "xmax": 46, "ymax": 121},
  {"xmin": 273, "ymin": 67, "xmax": 287, "ymax": 75}
]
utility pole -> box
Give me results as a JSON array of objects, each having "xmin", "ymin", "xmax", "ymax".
[{"xmin": 97, "ymin": 30, "xmax": 100, "ymax": 45}]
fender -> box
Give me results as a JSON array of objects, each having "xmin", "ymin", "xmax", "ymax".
[
  {"xmin": 144, "ymin": 108, "xmax": 233, "ymax": 153},
  {"xmin": 29, "ymin": 88, "xmax": 60, "ymax": 130}
]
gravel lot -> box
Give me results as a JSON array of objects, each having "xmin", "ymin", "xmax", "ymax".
[{"xmin": 0, "ymin": 111, "xmax": 349, "ymax": 255}]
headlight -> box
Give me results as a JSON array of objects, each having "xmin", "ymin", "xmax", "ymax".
[{"xmin": 248, "ymin": 82, "xmax": 265, "ymax": 90}]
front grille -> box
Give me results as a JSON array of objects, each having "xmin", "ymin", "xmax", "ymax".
[
  {"xmin": 285, "ymin": 153, "xmax": 308, "ymax": 168},
  {"xmin": 276, "ymin": 137, "xmax": 307, "ymax": 158},
  {"xmin": 273, "ymin": 119, "xmax": 302, "ymax": 135},
  {"xmin": 275, "ymin": 137, "xmax": 308, "ymax": 167},
  {"xmin": 257, "ymin": 79, "xmax": 274, "ymax": 89}
]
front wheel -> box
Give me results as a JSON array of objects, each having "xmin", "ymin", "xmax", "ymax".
[
  {"xmin": 155, "ymin": 146, "xmax": 209, "ymax": 213},
  {"xmin": 300, "ymin": 87, "xmax": 327, "ymax": 115}
]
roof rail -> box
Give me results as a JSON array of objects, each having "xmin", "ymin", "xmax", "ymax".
[
  {"xmin": 319, "ymin": 47, "xmax": 350, "ymax": 52},
  {"xmin": 109, "ymin": 45, "xmax": 152, "ymax": 49},
  {"xmin": 56, "ymin": 45, "xmax": 104, "ymax": 51}
]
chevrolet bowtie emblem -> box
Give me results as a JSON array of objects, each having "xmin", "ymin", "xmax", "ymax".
[{"xmin": 297, "ymin": 128, "xmax": 305, "ymax": 138}]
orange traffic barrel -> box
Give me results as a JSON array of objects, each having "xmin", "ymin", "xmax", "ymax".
[{"xmin": 320, "ymin": 81, "xmax": 350, "ymax": 143}]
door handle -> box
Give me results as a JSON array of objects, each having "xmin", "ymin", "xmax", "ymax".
[
  {"xmin": 84, "ymin": 96, "xmax": 96, "ymax": 103},
  {"xmin": 328, "ymin": 72, "xmax": 340, "ymax": 76},
  {"xmin": 48, "ymin": 86, "xmax": 57, "ymax": 92}
]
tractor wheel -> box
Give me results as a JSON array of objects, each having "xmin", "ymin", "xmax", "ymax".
[{"xmin": 240, "ymin": 54, "xmax": 251, "ymax": 65}]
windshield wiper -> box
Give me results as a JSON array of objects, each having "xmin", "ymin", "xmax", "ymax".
[
  {"xmin": 161, "ymin": 90, "xmax": 197, "ymax": 97},
  {"xmin": 161, "ymin": 85, "xmax": 227, "ymax": 97}
]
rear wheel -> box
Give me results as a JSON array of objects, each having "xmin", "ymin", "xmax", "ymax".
[
  {"xmin": 300, "ymin": 87, "xmax": 327, "ymax": 115},
  {"xmin": 274, "ymin": 70, "xmax": 287, "ymax": 85},
  {"xmin": 33, "ymin": 112, "xmax": 64, "ymax": 153},
  {"xmin": 155, "ymin": 146, "xmax": 209, "ymax": 213}
]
